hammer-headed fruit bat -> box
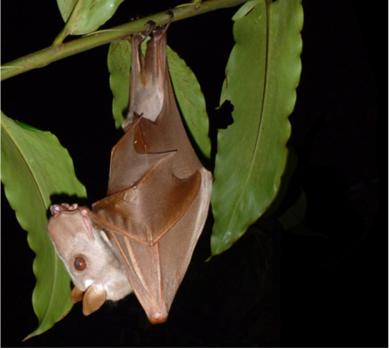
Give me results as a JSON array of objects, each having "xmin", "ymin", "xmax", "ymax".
[{"xmin": 48, "ymin": 27, "xmax": 212, "ymax": 324}]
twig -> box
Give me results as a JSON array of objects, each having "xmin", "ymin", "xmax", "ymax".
[{"xmin": 1, "ymin": 0, "xmax": 246, "ymax": 81}]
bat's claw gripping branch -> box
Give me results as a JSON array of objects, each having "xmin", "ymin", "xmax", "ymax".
[{"xmin": 143, "ymin": 14, "xmax": 172, "ymax": 40}]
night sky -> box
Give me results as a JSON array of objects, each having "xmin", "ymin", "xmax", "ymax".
[{"xmin": 2, "ymin": 0, "xmax": 387, "ymax": 347}]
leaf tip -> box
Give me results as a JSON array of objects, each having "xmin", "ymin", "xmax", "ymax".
[
  {"xmin": 23, "ymin": 327, "xmax": 44, "ymax": 342},
  {"xmin": 210, "ymin": 230, "xmax": 236, "ymax": 256}
]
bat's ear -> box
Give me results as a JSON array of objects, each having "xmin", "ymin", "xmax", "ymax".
[
  {"xmin": 82, "ymin": 285, "xmax": 107, "ymax": 316},
  {"xmin": 49, "ymin": 203, "xmax": 78, "ymax": 216},
  {"xmin": 50, "ymin": 204, "xmax": 62, "ymax": 216}
]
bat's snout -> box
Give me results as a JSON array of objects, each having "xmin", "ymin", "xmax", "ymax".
[
  {"xmin": 82, "ymin": 285, "xmax": 107, "ymax": 316},
  {"xmin": 71, "ymin": 285, "xmax": 107, "ymax": 316}
]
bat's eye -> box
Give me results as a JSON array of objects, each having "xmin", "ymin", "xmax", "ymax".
[{"xmin": 73, "ymin": 256, "xmax": 87, "ymax": 271}]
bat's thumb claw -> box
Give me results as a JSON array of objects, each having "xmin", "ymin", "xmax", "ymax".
[{"xmin": 82, "ymin": 285, "xmax": 107, "ymax": 316}]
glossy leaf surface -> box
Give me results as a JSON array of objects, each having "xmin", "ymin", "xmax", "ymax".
[
  {"xmin": 1, "ymin": 113, "xmax": 87, "ymax": 338},
  {"xmin": 211, "ymin": 0, "xmax": 303, "ymax": 255},
  {"xmin": 107, "ymin": 40, "xmax": 211, "ymax": 158},
  {"xmin": 56, "ymin": 0, "xmax": 123, "ymax": 36},
  {"xmin": 167, "ymin": 46, "xmax": 210, "ymax": 158},
  {"xmin": 107, "ymin": 39, "xmax": 131, "ymax": 128}
]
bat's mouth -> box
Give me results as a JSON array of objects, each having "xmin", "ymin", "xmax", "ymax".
[{"xmin": 71, "ymin": 285, "xmax": 107, "ymax": 316}]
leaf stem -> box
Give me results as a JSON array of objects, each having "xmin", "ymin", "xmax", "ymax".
[
  {"xmin": 1, "ymin": 0, "xmax": 246, "ymax": 81},
  {"xmin": 52, "ymin": 26, "xmax": 70, "ymax": 47}
]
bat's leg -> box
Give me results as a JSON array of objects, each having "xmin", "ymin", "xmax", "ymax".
[
  {"xmin": 144, "ymin": 28, "xmax": 167, "ymax": 109},
  {"xmin": 131, "ymin": 34, "xmax": 144, "ymax": 74},
  {"xmin": 145, "ymin": 14, "xmax": 175, "ymax": 101},
  {"xmin": 146, "ymin": 20, "xmax": 174, "ymax": 88},
  {"xmin": 124, "ymin": 28, "xmax": 168, "ymax": 128}
]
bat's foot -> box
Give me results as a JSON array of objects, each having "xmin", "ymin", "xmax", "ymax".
[
  {"xmin": 143, "ymin": 10, "xmax": 173, "ymax": 40},
  {"xmin": 156, "ymin": 12, "xmax": 174, "ymax": 36},
  {"xmin": 164, "ymin": 10, "xmax": 174, "ymax": 29},
  {"xmin": 144, "ymin": 20, "xmax": 157, "ymax": 37}
]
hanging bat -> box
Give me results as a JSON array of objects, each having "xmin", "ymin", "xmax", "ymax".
[{"xmin": 48, "ymin": 26, "xmax": 212, "ymax": 324}]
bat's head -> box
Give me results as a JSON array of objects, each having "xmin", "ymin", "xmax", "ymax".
[{"xmin": 48, "ymin": 203, "xmax": 132, "ymax": 315}]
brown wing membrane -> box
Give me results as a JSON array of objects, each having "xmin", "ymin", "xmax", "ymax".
[
  {"xmin": 106, "ymin": 169, "xmax": 211, "ymax": 323},
  {"xmin": 90, "ymin": 27, "xmax": 212, "ymax": 323},
  {"xmin": 106, "ymin": 116, "xmax": 172, "ymax": 195},
  {"xmin": 92, "ymin": 152, "xmax": 201, "ymax": 245}
]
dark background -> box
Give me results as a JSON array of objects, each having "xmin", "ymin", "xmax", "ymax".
[{"xmin": 1, "ymin": 0, "xmax": 387, "ymax": 347}]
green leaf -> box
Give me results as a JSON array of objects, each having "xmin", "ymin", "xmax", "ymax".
[
  {"xmin": 107, "ymin": 40, "xmax": 211, "ymax": 158},
  {"xmin": 167, "ymin": 46, "xmax": 211, "ymax": 158},
  {"xmin": 107, "ymin": 39, "xmax": 131, "ymax": 128},
  {"xmin": 56, "ymin": 0, "xmax": 123, "ymax": 36},
  {"xmin": 1, "ymin": 113, "xmax": 87, "ymax": 338},
  {"xmin": 211, "ymin": 0, "xmax": 303, "ymax": 255}
]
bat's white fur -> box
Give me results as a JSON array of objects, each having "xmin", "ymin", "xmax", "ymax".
[{"xmin": 48, "ymin": 210, "xmax": 132, "ymax": 302}]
